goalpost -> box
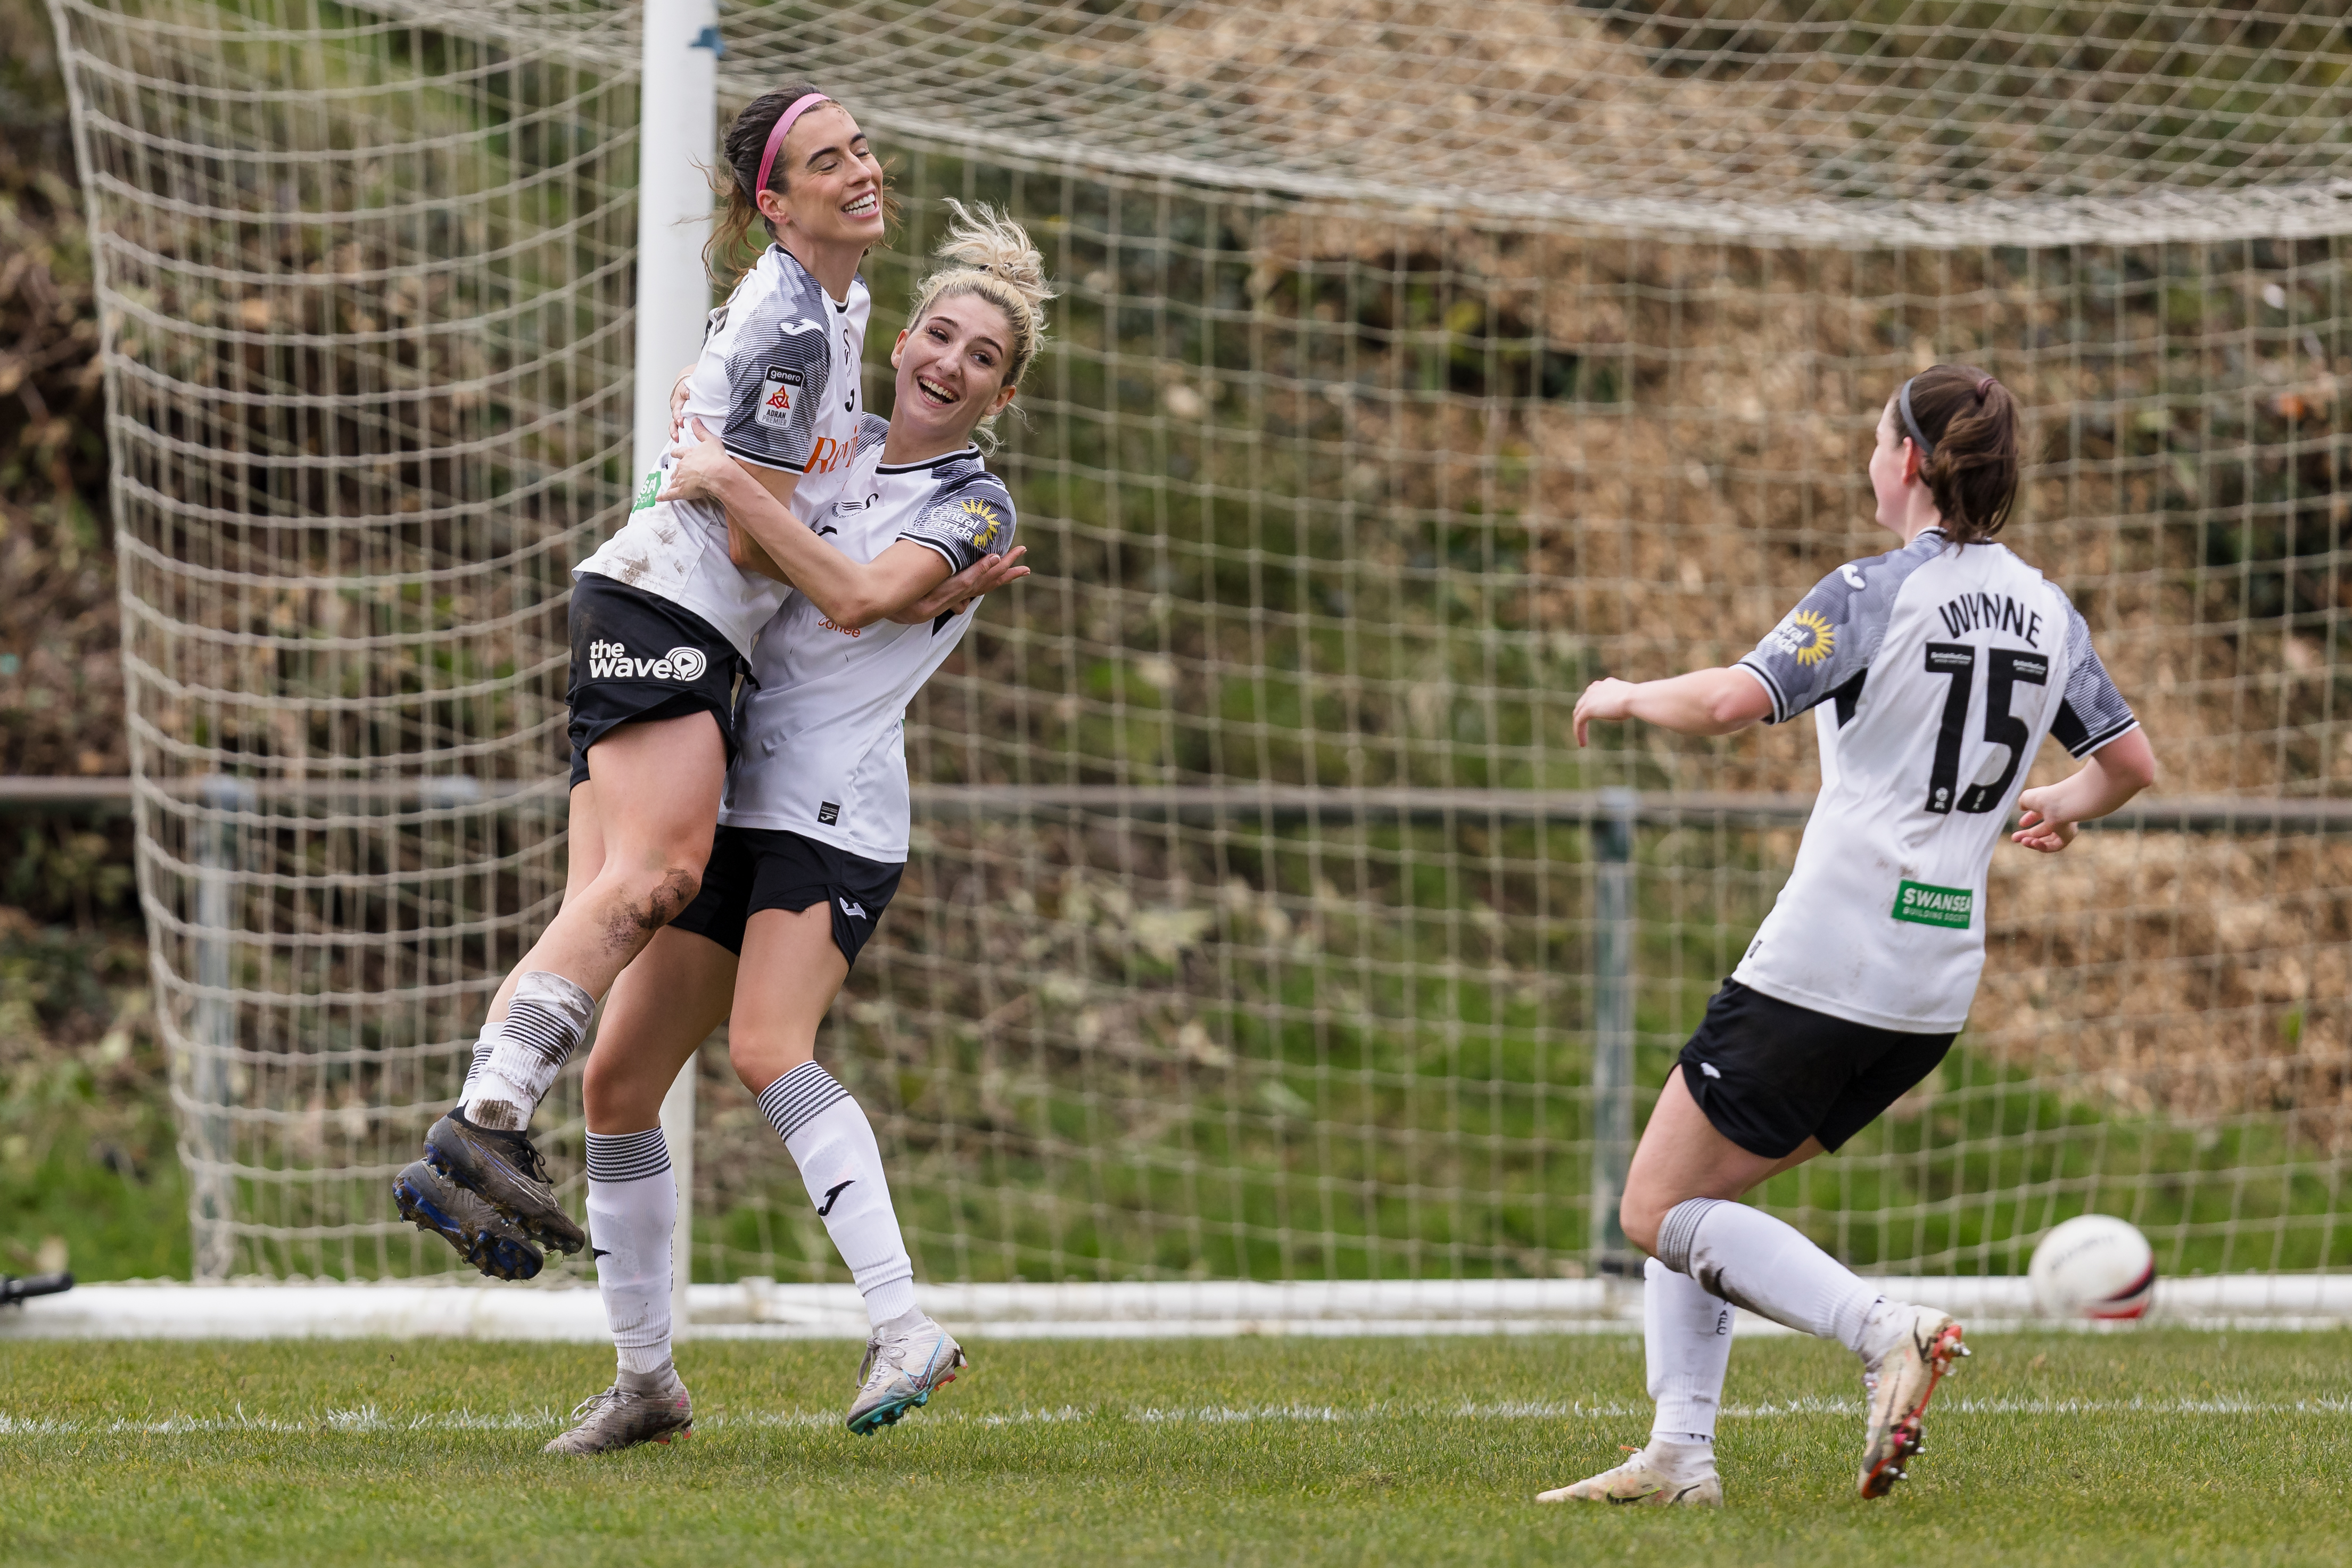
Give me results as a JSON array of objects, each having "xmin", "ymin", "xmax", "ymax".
[
  {"xmin": 45, "ymin": 0, "xmax": 2352, "ymax": 1314},
  {"xmin": 629, "ymin": 0, "xmax": 715, "ymax": 1347}
]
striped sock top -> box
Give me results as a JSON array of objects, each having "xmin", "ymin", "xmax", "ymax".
[
  {"xmin": 501, "ymin": 1000, "xmax": 582, "ymax": 1069},
  {"xmin": 757, "ymin": 1061, "xmax": 851, "ymax": 1145},
  {"xmin": 585, "ymin": 1127, "xmax": 672, "ymax": 1184}
]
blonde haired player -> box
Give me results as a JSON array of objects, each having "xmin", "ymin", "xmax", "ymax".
[
  {"xmin": 539, "ymin": 203, "xmax": 1052, "ymax": 1454},
  {"xmin": 1550, "ymin": 365, "xmax": 2157, "ymax": 1505}
]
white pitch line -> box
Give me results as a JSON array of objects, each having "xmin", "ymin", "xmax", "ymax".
[{"xmin": 7, "ymin": 1394, "xmax": 2348, "ymax": 1438}]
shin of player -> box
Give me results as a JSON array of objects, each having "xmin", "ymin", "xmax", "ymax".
[{"xmin": 1542, "ymin": 365, "xmax": 2156, "ymax": 1506}]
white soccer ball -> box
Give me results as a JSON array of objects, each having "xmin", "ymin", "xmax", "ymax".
[{"xmin": 2028, "ymin": 1214, "xmax": 2155, "ymax": 1320}]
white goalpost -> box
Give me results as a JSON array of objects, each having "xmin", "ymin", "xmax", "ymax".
[
  {"xmin": 628, "ymin": 0, "xmax": 717, "ymax": 1349},
  {"xmin": 36, "ymin": 0, "xmax": 2352, "ymax": 1330}
]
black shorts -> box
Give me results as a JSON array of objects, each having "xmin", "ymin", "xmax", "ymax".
[
  {"xmin": 668, "ymin": 825, "xmax": 904, "ymax": 968},
  {"xmin": 566, "ymin": 573, "xmax": 750, "ymax": 788},
  {"xmin": 1676, "ymin": 980, "xmax": 1955, "ymax": 1159}
]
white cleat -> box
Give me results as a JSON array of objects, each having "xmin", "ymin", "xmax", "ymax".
[
  {"xmin": 1537, "ymin": 1446, "xmax": 1723, "ymax": 1507},
  {"xmin": 1860, "ymin": 1303, "xmax": 1967, "ymax": 1498},
  {"xmin": 543, "ymin": 1366, "xmax": 693, "ymax": 1455},
  {"xmin": 846, "ymin": 1310, "xmax": 967, "ymax": 1435}
]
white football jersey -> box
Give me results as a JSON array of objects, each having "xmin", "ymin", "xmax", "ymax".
[
  {"xmin": 721, "ymin": 418, "xmax": 1017, "ymax": 861},
  {"xmin": 1731, "ymin": 529, "xmax": 2137, "ymax": 1032},
  {"xmin": 576, "ymin": 244, "xmax": 873, "ymax": 656}
]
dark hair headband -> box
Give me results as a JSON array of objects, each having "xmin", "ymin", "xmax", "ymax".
[
  {"xmin": 753, "ymin": 92, "xmax": 832, "ymax": 201},
  {"xmin": 1897, "ymin": 376, "xmax": 1935, "ymax": 460}
]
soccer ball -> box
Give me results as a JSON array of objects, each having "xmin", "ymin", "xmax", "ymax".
[{"xmin": 2028, "ymin": 1214, "xmax": 2155, "ymax": 1320}]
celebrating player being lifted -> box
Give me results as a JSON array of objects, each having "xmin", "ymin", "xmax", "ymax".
[
  {"xmin": 391, "ymin": 86, "xmax": 997, "ymax": 1275},
  {"xmin": 538, "ymin": 204, "xmax": 1050, "ymax": 1454},
  {"xmin": 1549, "ymin": 365, "xmax": 2157, "ymax": 1506}
]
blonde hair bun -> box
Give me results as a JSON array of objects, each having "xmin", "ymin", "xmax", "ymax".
[{"xmin": 931, "ymin": 199, "xmax": 1056, "ymax": 317}]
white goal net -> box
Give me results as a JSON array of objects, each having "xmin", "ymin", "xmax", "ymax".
[{"xmin": 49, "ymin": 0, "xmax": 2352, "ymax": 1292}]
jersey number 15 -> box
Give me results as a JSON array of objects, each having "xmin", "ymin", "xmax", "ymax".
[{"xmin": 1923, "ymin": 643, "xmax": 2050, "ymax": 815}]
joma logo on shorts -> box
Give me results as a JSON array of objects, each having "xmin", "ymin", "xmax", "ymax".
[{"xmin": 585, "ymin": 640, "xmax": 707, "ymax": 682}]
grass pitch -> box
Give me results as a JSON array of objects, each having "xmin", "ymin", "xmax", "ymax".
[{"xmin": 3, "ymin": 1329, "xmax": 2347, "ymax": 1566}]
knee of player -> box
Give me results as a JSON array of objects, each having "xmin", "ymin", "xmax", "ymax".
[
  {"xmin": 603, "ymin": 857, "xmax": 704, "ymax": 927},
  {"xmin": 1619, "ymin": 1192, "xmax": 1665, "ymax": 1257},
  {"xmin": 579, "ymin": 1049, "xmax": 637, "ymax": 1127},
  {"xmin": 727, "ymin": 1029, "xmax": 815, "ymax": 1093}
]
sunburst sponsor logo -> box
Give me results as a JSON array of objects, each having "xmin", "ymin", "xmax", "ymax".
[
  {"xmin": 1768, "ymin": 607, "xmax": 1835, "ymax": 666},
  {"xmin": 959, "ymin": 497, "xmax": 1004, "ymax": 549}
]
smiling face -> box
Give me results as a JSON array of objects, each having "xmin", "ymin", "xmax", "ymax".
[
  {"xmin": 889, "ymin": 291, "xmax": 1022, "ymax": 445},
  {"xmin": 755, "ymin": 104, "xmax": 885, "ymax": 249}
]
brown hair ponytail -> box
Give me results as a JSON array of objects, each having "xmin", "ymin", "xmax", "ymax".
[{"xmin": 1895, "ymin": 363, "xmax": 2020, "ymax": 543}]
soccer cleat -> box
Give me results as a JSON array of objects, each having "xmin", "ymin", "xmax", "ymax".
[
  {"xmin": 421, "ymin": 1108, "xmax": 587, "ymax": 1255},
  {"xmin": 392, "ymin": 1158, "xmax": 543, "ymax": 1281},
  {"xmin": 846, "ymin": 1310, "xmax": 967, "ymax": 1435},
  {"xmin": 1859, "ymin": 1305, "xmax": 1967, "ymax": 1498},
  {"xmin": 1536, "ymin": 1447, "xmax": 1723, "ymax": 1507},
  {"xmin": 543, "ymin": 1368, "xmax": 694, "ymax": 1455}
]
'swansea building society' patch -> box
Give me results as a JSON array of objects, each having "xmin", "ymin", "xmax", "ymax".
[{"xmin": 1892, "ymin": 880, "xmax": 1973, "ymax": 929}]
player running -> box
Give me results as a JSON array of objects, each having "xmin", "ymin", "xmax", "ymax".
[
  {"xmin": 392, "ymin": 85, "xmax": 996, "ymax": 1275},
  {"xmin": 1544, "ymin": 365, "xmax": 2156, "ymax": 1506},
  {"xmin": 537, "ymin": 204, "xmax": 1051, "ymax": 1454}
]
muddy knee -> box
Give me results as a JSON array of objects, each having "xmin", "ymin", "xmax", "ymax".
[
  {"xmin": 645, "ymin": 864, "xmax": 701, "ymax": 926},
  {"xmin": 598, "ymin": 864, "xmax": 703, "ymax": 950}
]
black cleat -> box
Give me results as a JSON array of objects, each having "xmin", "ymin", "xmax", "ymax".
[
  {"xmin": 422, "ymin": 1109, "xmax": 587, "ymax": 1255},
  {"xmin": 393, "ymin": 1159, "xmax": 544, "ymax": 1280}
]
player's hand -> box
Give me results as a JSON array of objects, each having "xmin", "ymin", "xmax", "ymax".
[
  {"xmin": 890, "ymin": 546, "xmax": 1030, "ymax": 624},
  {"xmin": 658, "ymin": 416, "xmax": 735, "ymax": 504},
  {"xmin": 1572, "ymin": 678, "xmax": 1638, "ymax": 747},
  {"xmin": 2011, "ymin": 786, "xmax": 2079, "ymax": 853},
  {"xmin": 667, "ymin": 365, "xmax": 695, "ymax": 438}
]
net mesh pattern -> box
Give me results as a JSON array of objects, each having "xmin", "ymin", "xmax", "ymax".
[
  {"xmin": 49, "ymin": 0, "xmax": 2352, "ymax": 1286},
  {"xmin": 411, "ymin": 0, "xmax": 2352, "ymax": 242},
  {"xmin": 48, "ymin": 0, "xmax": 633, "ymax": 1277}
]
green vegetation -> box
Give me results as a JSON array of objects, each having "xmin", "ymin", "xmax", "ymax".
[
  {"xmin": 0, "ymin": 913, "xmax": 186, "ymax": 1282},
  {"xmin": 3, "ymin": 1331, "xmax": 2348, "ymax": 1566}
]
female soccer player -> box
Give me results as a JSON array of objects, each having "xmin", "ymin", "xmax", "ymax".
[
  {"xmin": 392, "ymin": 85, "xmax": 998, "ymax": 1275},
  {"xmin": 1545, "ymin": 365, "xmax": 2157, "ymax": 1506},
  {"xmin": 538, "ymin": 204, "xmax": 1052, "ymax": 1454}
]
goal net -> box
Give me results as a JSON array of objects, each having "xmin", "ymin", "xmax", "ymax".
[{"xmin": 51, "ymin": 0, "xmax": 2352, "ymax": 1292}]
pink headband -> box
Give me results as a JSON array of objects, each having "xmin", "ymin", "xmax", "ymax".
[{"xmin": 753, "ymin": 93, "xmax": 834, "ymax": 205}]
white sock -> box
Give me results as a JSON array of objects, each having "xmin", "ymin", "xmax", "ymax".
[
  {"xmin": 585, "ymin": 1127, "xmax": 675, "ymax": 1377},
  {"xmin": 758, "ymin": 1062, "xmax": 917, "ymax": 1326},
  {"xmin": 1645, "ymin": 1256, "xmax": 1734, "ymax": 1450},
  {"xmin": 1656, "ymin": 1197, "xmax": 1881, "ymax": 1355},
  {"xmin": 456, "ymin": 1022, "xmax": 497, "ymax": 1104},
  {"xmin": 463, "ymin": 971, "xmax": 594, "ymax": 1130},
  {"xmin": 1641, "ymin": 1435, "xmax": 1718, "ymax": 1481},
  {"xmin": 1854, "ymin": 1297, "xmax": 1916, "ymax": 1373}
]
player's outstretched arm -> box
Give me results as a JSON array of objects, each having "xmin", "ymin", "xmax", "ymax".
[
  {"xmin": 2011, "ymin": 729, "xmax": 2157, "ymax": 853},
  {"xmin": 662, "ymin": 416, "xmax": 951, "ymax": 628},
  {"xmin": 1573, "ymin": 668, "xmax": 1775, "ymax": 746}
]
